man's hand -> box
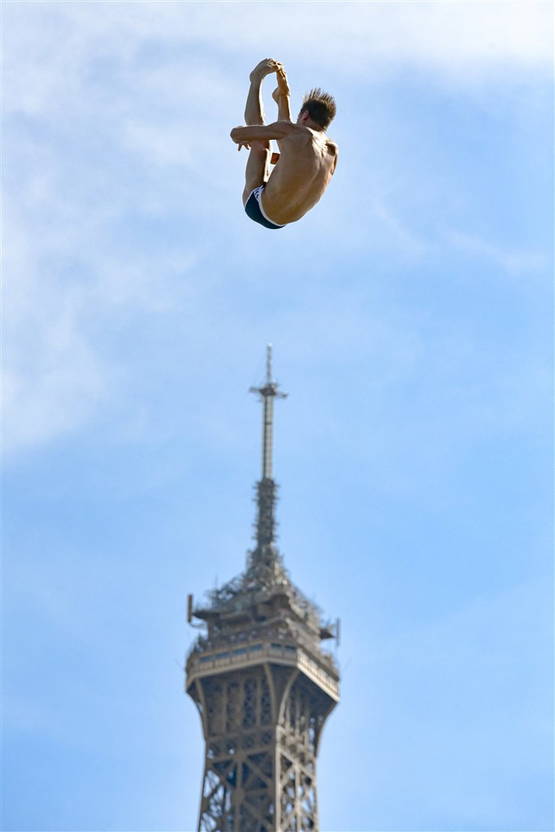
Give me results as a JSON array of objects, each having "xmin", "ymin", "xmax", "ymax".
[
  {"xmin": 231, "ymin": 128, "xmax": 250, "ymax": 151},
  {"xmin": 230, "ymin": 127, "xmax": 270, "ymax": 152}
]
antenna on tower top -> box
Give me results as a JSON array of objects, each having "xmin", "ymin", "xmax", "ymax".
[
  {"xmin": 266, "ymin": 342, "xmax": 273, "ymax": 384},
  {"xmin": 249, "ymin": 346, "xmax": 287, "ymax": 548},
  {"xmin": 249, "ymin": 344, "xmax": 287, "ymax": 481}
]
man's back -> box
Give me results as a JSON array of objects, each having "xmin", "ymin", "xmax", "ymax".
[{"xmin": 263, "ymin": 124, "xmax": 338, "ymax": 225}]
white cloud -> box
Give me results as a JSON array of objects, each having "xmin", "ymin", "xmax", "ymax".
[
  {"xmin": 445, "ymin": 227, "xmax": 546, "ymax": 274},
  {"xmin": 2, "ymin": 187, "xmax": 197, "ymax": 455},
  {"xmin": 370, "ymin": 194, "xmax": 430, "ymax": 258},
  {"xmin": 2, "ymin": 1, "xmax": 551, "ymax": 458},
  {"xmin": 3, "ymin": 2, "xmax": 551, "ymax": 124},
  {"xmin": 123, "ymin": 121, "xmax": 193, "ymax": 167}
]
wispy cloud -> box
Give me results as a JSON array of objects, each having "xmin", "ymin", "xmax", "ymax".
[
  {"xmin": 2, "ymin": 1, "xmax": 551, "ymax": 458},
  {"xmin": 3, "ymin": 182, "xmax": 197, "ymax": 454},
  {"xmin": 3, "ymin": 3, "xmax": 551, "ymax": 123},
  {"xmin": 2, "ymin": 11, "xmax": 551, "ymax": 832},
  {"xmin": 445, "ymin": 227, "xmax": 547, "ymax": 275}
]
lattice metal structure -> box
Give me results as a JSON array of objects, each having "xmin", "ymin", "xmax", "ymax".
[{"xmin": 186, "ymin": 346, "xmax": 340, "ymax": 831}]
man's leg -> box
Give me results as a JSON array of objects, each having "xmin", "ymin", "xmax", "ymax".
[
  {"xmin": 272, "ymin": 67, "xmax": 292, "ymax": 123},
  {"xmin": 241, "ymin": 60, "xmax": 277, "ymax": 204},
  {"xmin": 244, "ymin": 75, "xmax": 265, "ymax": 126},
  {"xmin": 244, "ymin": 58, "xmax": 279, "ymax": 124},
  {"xmin": 242, "ymin": 144, "xmax": 269, "ymax": 206}
]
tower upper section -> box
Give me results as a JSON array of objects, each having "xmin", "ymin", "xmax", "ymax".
[
  {"xmin": 186, "ymin": 347, "xmax": 338, "ymax": 698},
  {"xmin": 185, "ymin": 348, "xmax": 340, "ymax": 831}
]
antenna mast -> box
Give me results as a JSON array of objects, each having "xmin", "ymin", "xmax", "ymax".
[{"xmin": 249, "ymin": 345, "xmax": 287, "ymax": 548}]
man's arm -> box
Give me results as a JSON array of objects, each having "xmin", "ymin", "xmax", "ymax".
[{"xmin": 230, "ymin": 121, "xmax": 295, "ymax": 146}]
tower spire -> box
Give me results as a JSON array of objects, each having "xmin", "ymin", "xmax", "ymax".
[{"xmin": 249, "ymin": 344, "xmax": 287, "ymax": 548}]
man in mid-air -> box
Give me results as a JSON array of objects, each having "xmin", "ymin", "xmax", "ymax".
[{"xmin": 230, "ymin": 58, "xmax": 338, "ymax": 230}]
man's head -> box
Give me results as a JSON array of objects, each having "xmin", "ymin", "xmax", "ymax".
[{"xmin": 298, "ymin": 88, "xmax": 336, "ymax": 130}]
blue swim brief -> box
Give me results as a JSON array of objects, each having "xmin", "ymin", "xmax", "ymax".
[{"xmin": 244, "ymin": 185, "xmax": 285, "ymax": 230}]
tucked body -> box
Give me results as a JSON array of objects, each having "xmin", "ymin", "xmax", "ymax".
[{"xmin": 230, "ymin": 59, "xmax": 338, "ymax": 229}]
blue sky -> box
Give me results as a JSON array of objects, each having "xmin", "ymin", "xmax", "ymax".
[{"xmin": 2, "ymin": 2, "xmax": 553, "ymax": 831}]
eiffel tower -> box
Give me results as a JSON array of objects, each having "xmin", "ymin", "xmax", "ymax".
[{"xmin": 186, "ymin": 346, "xmax": 340, "ymax": 831}]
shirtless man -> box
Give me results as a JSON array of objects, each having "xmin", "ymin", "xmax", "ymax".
[{"xmin": 230, "ymin": 58, "xmax": 338, "ymax": 230}]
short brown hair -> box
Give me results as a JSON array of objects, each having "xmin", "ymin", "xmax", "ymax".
[{"xmin": 300, "ymin": 88, "xmax": 336, "ymax": 130}]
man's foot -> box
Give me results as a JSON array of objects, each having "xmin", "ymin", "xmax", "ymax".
[
  {"xmin": 272, "ymin": 81, "xmax": 289, "ymax": 104},
  {"xmin": 276, "ymin": 66, "xmax": 290, "ymax": 96},
  {"xmin": 250, "ymin": 58, "xmax": 280, "ymax": 83}
]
